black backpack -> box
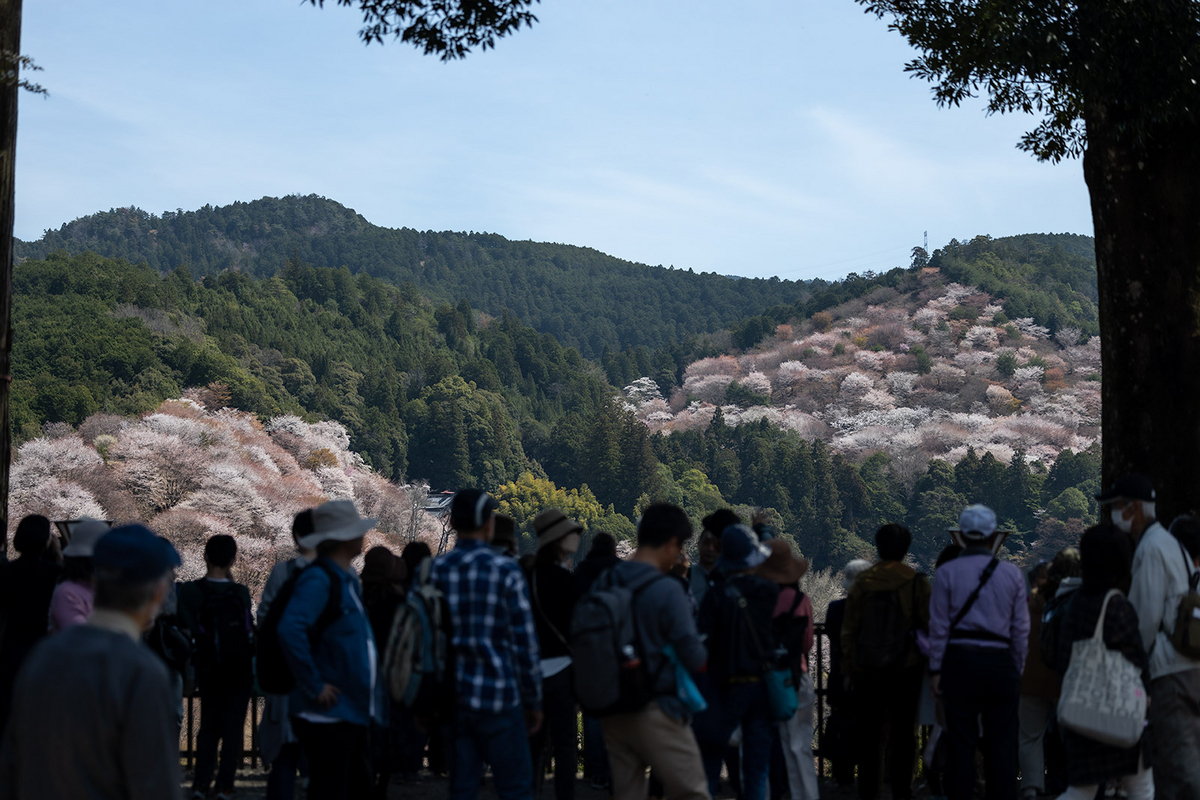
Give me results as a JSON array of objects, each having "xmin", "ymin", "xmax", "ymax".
[
  {"xmin": 256, "ymin": 560, "xmax": 343, "ymax": 695},
  {"xmin": 853, "ymin": 576, "xmax": 923, "ymax": 672},
  {"xmin": 193, "ymin": 582, "xmax": 254, "ymax": 689}
]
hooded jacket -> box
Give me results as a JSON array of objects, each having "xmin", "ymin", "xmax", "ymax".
[{"xmin": 841, "ymin": 560, "xmax": 931, "ymax": 674}]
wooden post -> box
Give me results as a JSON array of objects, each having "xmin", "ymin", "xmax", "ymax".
[{"xmin": 0, "ymin": 0, "xmax": 22, "ymax": 560}]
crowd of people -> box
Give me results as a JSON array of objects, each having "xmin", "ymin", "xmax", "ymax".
[{"xmin": 0, "ymin": 471, "xmax": 1197, "ymax": 800}]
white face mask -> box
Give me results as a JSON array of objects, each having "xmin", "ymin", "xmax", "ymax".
[
  {"xmin": 1111, "ymin": 507, "xmax": 1134, "ymax": 534},
  {"xmin": 560, "ymin": 533, "xmax": 581, "ymax": 557}
]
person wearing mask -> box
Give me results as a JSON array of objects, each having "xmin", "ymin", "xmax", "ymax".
[
  {"xmin": 698, "ymin": 524, "xmax": 780, "ymax": 800},
  {"xmin": 928, "ymin": 505, "xmax": 1029, "ymax": 800},
  {"xmin": 1102, "ymin": 474, "xmax": 1200, "ymax": 799},
  {"xmin": 178, "ymin": 534, "xmax": 255, "ymax": 800},
  {"xmin": 842, "ymin": 524, "xmax": 931, "ymax": 800},
  {"xmin": 758, "ymin": 539, "xmax": 817, "ymax": 800},
  {"xmin": 360, "ymin": 546, "xmax": 407, "ymax": 800},
  {"xmin": 432, "ymin": 489, "xmax": 543, "ymax": 800},
  {"xmin": 278, "ymin": 500, "xmax": 385, "ymax": 800},
  {"xmin": 825, "ymin": 558, "xmax": 872, "ymax": 789},
  {"xmin": 528, "ymin": 509, "xmax": 584, "ymax": 800},
  {"xmin": 0, "ymin": 515, "xmax": 61, "ymax": 736},
  {"xmin": 599, "ymin": 503, "xmax": 709, "ymax": 800},
  {"xmin": 1054, "ymin": 525, "xmax": 1152, "ymax": 800},
  {"xmin": 0, "ymin": 524, "xmax": 182, "ymax": 800},
  {"xmin": 259, "ymin": 510, "xmax": 317, "ymax": 800},
  {"xmin": 691, "ymin": 510, "xmax": 738, "ymax": 608},
  {"xmin": 573, "ymin": 531, "xmax": 622, "ymax": 791},
  {"xmin": 48, "ymin": 519, "xmax": 109, "ymax": 633}
]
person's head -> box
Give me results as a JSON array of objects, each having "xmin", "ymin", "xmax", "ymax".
[
  {"xmin": 588, "ymin": 532, "xmax": 617, "ymax": 559},
  {"xmin": 755, "ymin": 539, "xmax": 809, "ymax": 587},
  {"xmin": 717, "ymin": 524, "xmax": 771, "ymax": 575},
  {"xmin": 1045, "ymin": 547, "xmax": 1082, "ymax": 597},
  {"xmin": 1096, "ymin": 474, "xmax": 1156, "ymax": 540},
  {"xmin": 1080, "ymin": 524, "xmax": 1133, "ymax": 595},
  {"xmin": 1170, "ymin": 514, "xmax": 1200, "ymax": 566},
  {"xmin": 302, "ymin": 499, "xmax": 376, "ymax": 563},
  {"xmin": 204, "ymin": 534, "xmax": 237, "ymax": 571},
  {"xmin": 60, "ymin": 518, "xmax": 109, "ymax": 582},
  {"xmin": 534, "ymin": 508, "xmax": 583, "ymax": 567},
  {"xmin": 292, "ymin": 509, "xmax": 316, "ymax": 555},
  {"xmin": 450, "ymin": 488, "xmax": 498, "ymax": 540},
  {"xmin": 842, "ymin": 559, "xmax": 872, "ymax": 591},
  {"xmin": 935, "ymin": 543, "xmax": 964, "ymax": 569},
  {"xmin": 636, "ymin": 504, "xmax": 694, "ymax": 573},
  {"xmin": 951, "ymin": 504, "xmax": 1008, "ymax": 554},
  {"xmin": 875, "ymin": 523, "xmax": 912, "ymax": 562},
  {"xmin": 491, "ymin": 513, "xmax": 518, "ymax": 557},
  {"xmin": 361, "ymin": 545, "xmax": 401, "ymax": 586},
  {"xmin": 92, "ymin": 524, "xmax": 181, "ymax": 629},
  {"xmin": 1029, "ymin": 561, "xmax": 1050, "ymax": 592},
  {"xmin": 401, "ymin": 541, "xmax": 432, "ymax": 578},
  {"xmin": 700, "ymin": 509, "xmax": 738, "ymax": 569},
  {"xmin": 12, "ymin": 515, "xmax": 51, "ymax": 557}
]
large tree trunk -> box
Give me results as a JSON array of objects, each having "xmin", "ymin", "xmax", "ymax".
[
  {"xmin": 1085, "ymin": 111, "xmax": 1200, "ymax": 523},
  {"xmin": 0, "ymin": 0, "xmax": 19, "ymax": 559}
]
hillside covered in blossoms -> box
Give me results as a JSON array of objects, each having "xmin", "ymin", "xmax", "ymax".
[
  {"xmin": 627, "ymin": 269, "xmax": 1100, "ymax": 468},
  {"xmin": 9, "ymin": 398, "xmax": 442, "ymax": 597}
]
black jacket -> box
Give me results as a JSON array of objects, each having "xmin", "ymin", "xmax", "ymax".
[
  {"xmin": 575, "ymin": 552, "xmax": 621, "ymax": 594},
  {"xmin": 531, "ymin": 562, "xmax": 581, "ymax": 660},
  {"xmin": 698, "ymin": 571, "xmax": 780, "ymax": 683}
]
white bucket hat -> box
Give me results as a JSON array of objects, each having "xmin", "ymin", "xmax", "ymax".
[
  {"xmin": 297, "ymin": 500, "xmax": 377, "ymax": 550},
  {"xmin": 62, "ymin": 518, "xmax": 111, "ymax": 558}
]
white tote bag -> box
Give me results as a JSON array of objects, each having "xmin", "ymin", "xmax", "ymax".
[{"xmin": 1057, "ymin": 589, "xmax": 1147, "ymax": 748}]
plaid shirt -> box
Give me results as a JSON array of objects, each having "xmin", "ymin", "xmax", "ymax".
[{"xmin": 432, "ymin": 538, "xmax": 542, "ymax": 713}]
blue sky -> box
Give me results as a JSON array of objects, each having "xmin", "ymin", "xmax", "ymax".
[{"xmin": 18, "ymin": 0, "xmax": 1093, "ymax": 281}]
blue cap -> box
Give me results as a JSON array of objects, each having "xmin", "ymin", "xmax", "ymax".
[
  {"xmin": 954, "ymin": 504, "xmax": 998, "ymax": 540},
  {"xmin": 93, "ymin": 524, "xmax": 181, "ymax": 583},
  {"xmin": 718, "ymin": 524, "xmax": 772, "ymax": 572}
]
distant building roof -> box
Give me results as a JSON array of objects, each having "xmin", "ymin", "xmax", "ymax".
[{"xmin": 424, "ymin": 491, "xmax": 455, "ymax": 514}]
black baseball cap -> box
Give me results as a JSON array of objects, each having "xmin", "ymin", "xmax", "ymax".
[
  {"xmin": 450, "ymin": 488, "xmax": 498, "ymax": 531},
  {"xmin": 1096, "ymin": 473, "xmax": 1156, "ymax": 504}
]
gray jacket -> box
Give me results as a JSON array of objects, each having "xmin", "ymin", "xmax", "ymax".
[
  {"xmin": 0, "ymin": 615, "xmax": 181, "ymax": 800},
  {"xmin": 610, "ymin": 561, "xmax": 707, "ymax": 720}
]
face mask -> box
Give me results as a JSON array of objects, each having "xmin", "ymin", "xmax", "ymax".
[
  {"xmin": 561, "ymin": 533, "xmax": 581, "ymax": 556},
  {"xmin": 1111, "ymin": 507, "xmax": 1134, "ymax": 534}
]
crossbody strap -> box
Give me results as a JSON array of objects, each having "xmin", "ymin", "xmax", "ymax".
[
  {"xmin": 532, "ymin": 570, "xmax": 572, "ymax": 653},
  {"xmin": 950, "ymin": 558, "xmax": 1000, "ymax": 632},
  {"xmin": 728, "ymin": 584, "xmax": 772, "ymax": 669}
]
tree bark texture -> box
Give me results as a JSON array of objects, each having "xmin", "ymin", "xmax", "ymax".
[
  {"xmin": 0, "ymin": 0, "xmax": 19, "ymax": 558},
  {"xmin": 1085, "ymin": 111, "xmax": 1200, "ymax": 522}
]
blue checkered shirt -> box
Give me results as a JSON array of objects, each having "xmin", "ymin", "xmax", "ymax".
[{"xmin": 432, "ymin": 538, "xmax": 543, "ymax": 713}]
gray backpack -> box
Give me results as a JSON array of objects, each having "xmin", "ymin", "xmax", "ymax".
[{"xmin": 569, "ymin": 567, "xmax": 665, "ymax": 716}]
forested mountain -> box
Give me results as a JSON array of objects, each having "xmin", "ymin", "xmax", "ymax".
[
  {"xmin": 16, "ymin": 195, "xmax": 819, "ymax": 357},
  {"xmin": 13, "ymin": 229, "xmax": 1101, "ymax": 571}
]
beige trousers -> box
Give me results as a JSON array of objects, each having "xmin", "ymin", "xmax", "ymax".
[{"xmin": 600, "ymin": 702, "xmax": 710, "ymax": 800}]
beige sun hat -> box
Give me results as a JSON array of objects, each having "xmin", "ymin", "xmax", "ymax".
[{"xmin": 297, "ymin": 500, "xmax": 377, "ymax": 550}]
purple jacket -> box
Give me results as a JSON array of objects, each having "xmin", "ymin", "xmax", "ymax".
[{"xmin": 929, "ymin": 551, "xmax": 1029, "ymax": 672}]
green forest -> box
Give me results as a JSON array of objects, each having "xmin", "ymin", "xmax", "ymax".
[{"xmin": 14, "ymin": 242, "xmax": 1101, "ymax": 569}]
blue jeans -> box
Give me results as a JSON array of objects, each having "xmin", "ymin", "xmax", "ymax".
[
  {"xmin": 702, "ymin": 682, "xmax": 774, "ymax": 800},
  {"xmin": 446, "ymin": 705, "xmax": 533, "ymax": 800}
]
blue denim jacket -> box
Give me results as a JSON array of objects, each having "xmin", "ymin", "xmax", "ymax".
[{"xmin": 277, "ymin": 558, "xmax": 383, "ymax": 727}]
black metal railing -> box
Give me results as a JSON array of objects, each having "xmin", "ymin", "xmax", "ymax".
[{"xmin": 180, "ymin": 623, "xmax": 842, "ymax": 773}]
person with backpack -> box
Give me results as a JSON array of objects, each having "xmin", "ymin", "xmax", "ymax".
[
  {"xmin": 1103, "ymin": 473, "xmax": 1200, "ymax": 800},
  {"xmin": 928, "ymin": 504, "xmax": 1030, "ymax": 800},
  {"xmin": 572, "ymin": 503, "xmax": 708, "ymax": 800},
  {"xmin": 361, "ymin": 546, "xmax": 407, "ymax": 800},
  {"xmin": 1053, "ymin": 525, "xmax": 1152, "ymax": 800},
  {"xmin": 527, "ymin": 508, "xmax": 584, "ymax": 800},
  {"xmin": 257, "ymin": 509, "xmax": 316, "ymax": 800},
  {"xmin": 177, "ymin": 534, "xmax": 255, "ymax": 800},
  {"xmin": 697, "ymin": 523, "xmax": 780, "ymax": 800},
  {"xmin": 1020, "ymin": 547, "xmax": 1081, "ymax": 800},
  {"xmin": 573, "ymin": 531, "xmax": 622, "ymax": 792},
  {"xmin": 759, "ymin": 538, "xmax": 817, "ymax": 800},
  {"xmin": 840, "ymin": 524, "xmax": 930, "ymax": 800},
  {"xmin": 431, "ymin": 488, "xmax": 543, "ymax": 800},
  {"xmin": 277, "ymin": 500, "xmax": 384, "ymax": 800}
]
